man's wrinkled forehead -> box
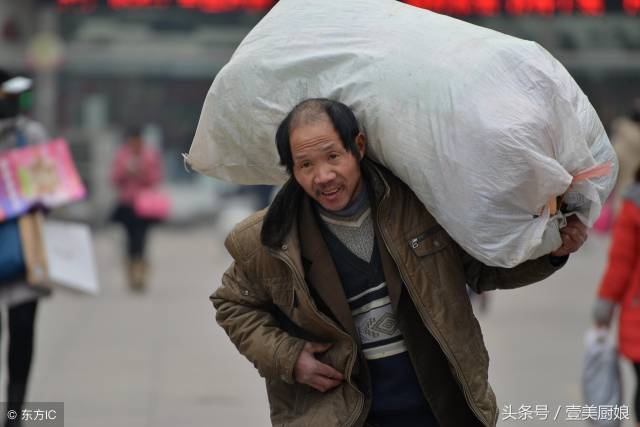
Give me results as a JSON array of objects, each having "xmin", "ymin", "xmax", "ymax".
[{"xmin": 292, "ymin": 139, "xmax": 342, "ymax": 161}]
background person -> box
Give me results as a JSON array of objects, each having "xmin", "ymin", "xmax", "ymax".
[
  {"xmin": 610, "ymin": 99, "xmax": 640, "ymax": 213},
  {"xmin": 593, "ymin": 164, "xmax": 640, "ymax": 427},
  {"xmin": 0, "ymin": 69, "xmax": 50, "ymax": 427},
  {"xmin": 110, "ymin": 127, "xmax": 164, "ymax": 292}
]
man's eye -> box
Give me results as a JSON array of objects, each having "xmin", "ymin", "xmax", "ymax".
[
  {"xmin": 300, "ymin": 162, "xmax": 310, "ymax": 169},
  {"xmin": 329, "ymin": 153, "xmax": 339, "ymax": 160}
]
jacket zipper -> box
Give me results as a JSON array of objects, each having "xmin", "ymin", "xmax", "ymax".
[
  {"xmin": 270, "ymin": 250, "xmax": 365, "ymax": 427},
  {"xmin": 376, "ymin": 199, "xmax": 493, "ymax": 427}
]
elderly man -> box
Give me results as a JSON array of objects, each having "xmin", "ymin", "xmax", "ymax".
[{"xmin": 211, "ymin": 98, "xmax": 586, "ymax": 427}]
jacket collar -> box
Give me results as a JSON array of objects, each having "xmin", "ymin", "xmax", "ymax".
[{"xmin": 298, "ymin": 196, "xmax": 358, "ymax": 338}]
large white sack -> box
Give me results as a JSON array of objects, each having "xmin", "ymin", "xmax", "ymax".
[{"xmin": 187, "ymin": 0, "xmax": 617, "ymax": 268}]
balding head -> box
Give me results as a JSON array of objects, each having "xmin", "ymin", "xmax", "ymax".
[{"xmin": 275, "ymin": 98, "xmax": 363, "ymax": 174}]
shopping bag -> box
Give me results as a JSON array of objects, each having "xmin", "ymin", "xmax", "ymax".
[
  {"xmin": 8, "ymin": 213, "xmax": 100, "ymax": 293},
  {"xmin": 582, "ymin": 328, "xmax": 622, "ymax": 427},
  {"xmin": 0, "ymin": 139, "xmax": 86, "ymax": 221},
  {"xmin": 41, "ymin": 219, "xmax": 99, "ymax": 295},
  {"xmin": 18, "ymin": 212, "xmax": 49, "ymax": 285},
  {"xmin": 133, "ymin": 189, "xmax": 171, "ymax": 221}
]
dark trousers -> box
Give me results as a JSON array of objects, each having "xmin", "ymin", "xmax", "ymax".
[
  {"xmin": 1, "ymin": 300, "xmax": 38, "ymax": 420},
  {"xmin": 123, "ymin": 216, "xmax": 150, "ymax": 258},
  {"xmin": 112, "ymin": 204, "xmax": 152, "ymax": 258}
]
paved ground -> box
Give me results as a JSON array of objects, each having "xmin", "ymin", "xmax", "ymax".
[{"xmin": 14, "ymin": 205, "xmax": 637, "ymax": 427}]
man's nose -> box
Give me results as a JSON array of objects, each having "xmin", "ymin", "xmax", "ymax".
[{"xmin": 314, "ymin": 165, "xmax": 336, "ymax": 185}]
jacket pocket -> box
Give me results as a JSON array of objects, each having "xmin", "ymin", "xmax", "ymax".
[
  {"xmin": 408, "ymin": 225, "xmax": 451, "ymax": 257},
  {"xmin": 267, "ymin": 277, "xmax": 295, "ymax": 312},
  {"xmin": 266, "ymin": 377, "xmax": 310, "ymax": 425}
]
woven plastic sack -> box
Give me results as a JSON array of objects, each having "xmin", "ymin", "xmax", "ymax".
[{"xmin": 187, "ymin": 0, "xmax": 617, "ymax": 267}]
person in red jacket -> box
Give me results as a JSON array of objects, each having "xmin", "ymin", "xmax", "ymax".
[{"xmin": 594, "ymin": 164, "xmax": 640, "ymax": 427}]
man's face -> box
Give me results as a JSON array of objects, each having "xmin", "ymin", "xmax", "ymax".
[{"xmin": 290, "ymin": 117, "xmax": 365, "ymax": 212}]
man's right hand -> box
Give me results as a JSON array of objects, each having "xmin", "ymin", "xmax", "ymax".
[{"xmin": 294, "ymin": 342, "xmax": 344, "ymax": 392}]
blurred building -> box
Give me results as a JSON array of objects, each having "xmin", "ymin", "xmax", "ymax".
[{"xmin": 0, "ymin": 0, "xmax": 637, "ymax": 222}]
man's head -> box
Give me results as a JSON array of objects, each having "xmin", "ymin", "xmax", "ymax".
[{"xmin": 275, "ymin": 98, "xmax": 365, "ymax": 211}]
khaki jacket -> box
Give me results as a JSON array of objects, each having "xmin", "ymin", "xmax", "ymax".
[{"xmin": 211, "ymin": 159, "xmax": 564, "ymax": 427}]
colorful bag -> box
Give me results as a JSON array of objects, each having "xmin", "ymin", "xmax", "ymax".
[{"xmin": 133, "ymin": 189, "xmax": 171, "ymax": 221}]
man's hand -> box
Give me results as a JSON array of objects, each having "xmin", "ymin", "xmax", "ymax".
[
  {"xmin": 294, "ymin": 342, "xmax": 344, "ymax": 392},
  {"xmin": 551, "ymin": 215, "xmax": 588, "ymax": 257}
]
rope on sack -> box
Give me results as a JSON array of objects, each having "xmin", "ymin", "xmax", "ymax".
[
  {"xmin": 570, "ymin": 162, "xmax": 613, "ymax": 186},
  {"xmin": 546, "ymin": 161, "xmax": 614, "ymax": 216}
]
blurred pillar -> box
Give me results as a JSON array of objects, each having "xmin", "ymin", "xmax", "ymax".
[
  {"xmin": 29, "ymin": 5, "xmax": 63, "ymax": 135},
  {"xmin": 91, "ymin": 129, "xmax": 120, "ymax": 224}
]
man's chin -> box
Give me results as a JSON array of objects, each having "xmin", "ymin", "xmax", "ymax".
[
  {"xmin": 313, "ymin": 188, "xmax": 348, "ymax": 211},
  {"xmin": 317, "ymin": 197, "xmax": 348, "ymax": 212}
]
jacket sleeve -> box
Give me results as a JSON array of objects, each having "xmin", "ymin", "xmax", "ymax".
[
  {"xmin": 597, "ymin": 201, "xmax": 638, "ymax": 303},
  {"xmin": 459, "ymin": 245, "xmax": 566, "ymax": 293},
  {"xmin": 210, "ymin": 232, "xmax": 306, "ymax": 384}
]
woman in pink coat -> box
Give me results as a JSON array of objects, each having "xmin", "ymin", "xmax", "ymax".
[
  {"xmin": 594, "ymin": 165, "xmax": 640, "ymax": 427},
  {"xmin": 110, "ymin": 127, "xmax": 164, "ymax": 291}
]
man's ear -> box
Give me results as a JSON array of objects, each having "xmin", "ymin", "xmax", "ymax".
[{"xmin": 356, "ymin": 132, "xmax": 366, "ymax": 160}]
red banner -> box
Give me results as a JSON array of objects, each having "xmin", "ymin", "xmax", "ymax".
[{"xmin": 56, "ymin": 0, "xmax": 639, "ymax": 15}]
